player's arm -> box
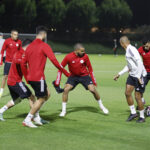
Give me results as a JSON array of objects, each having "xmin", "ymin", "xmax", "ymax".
[
  {"xmin": 55, "ymin": 56, "xmax": 68, "ymax": 86},
  {"xmin": 85, "ymin": 55, "xmax": 97, "ymax": 86},
  {"xmin": 114, "ymin": 66, "xmax": 129, "ymax": 81},
  {"xmin": 0, "ymin": 40, "xmax": 7, "ymax": 65},
  {"xmin": 43, "ymin": 44, "xmax": 70, "ymax": 77}
]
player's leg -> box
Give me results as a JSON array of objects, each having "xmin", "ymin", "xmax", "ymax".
[
  {"xmin": 59, "ymin": 84, "xmax": 73, "ymax": 117},
  {"xmin": 135, "ymin": 91, "xmax": 145, "ymax": 123},
  {"xmin": 0, "ymin": 62, "xmax": 11, "ymax": 98},
  {"xmin": 23, "ymin": 81, "xmax": 50, "ymax": 128},
  {"xmin": 125, "ymin": 84, "xmax": 138, "ymax": 121},
  {"xmin": 88, "ymin": 84, "xmax": 109, "ymax": 114}
]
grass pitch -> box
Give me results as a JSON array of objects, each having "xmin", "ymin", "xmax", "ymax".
[{"xmin": 0, "ymin": 54, "xmax": 150, "ymax": 150}]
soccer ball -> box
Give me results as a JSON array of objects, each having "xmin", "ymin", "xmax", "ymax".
[{"xmin": 144, "ymin": 106, "xmax": 150, "ymax": 117}]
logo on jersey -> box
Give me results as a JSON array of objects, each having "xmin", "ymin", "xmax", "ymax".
[
  {"xmin": 80, "ymin": 60, "xmax": 84, "ymax": 63},
  {"xmin": 16, "ymin": 43, "xmax": 19, "ymax": 47},
  {"xmin": 72, "ymin": 61, "xmax": 75, "ymax": 63},
  {"xmin": 10, "ymin": 43, "xmax": 13, "ymax": 46}
]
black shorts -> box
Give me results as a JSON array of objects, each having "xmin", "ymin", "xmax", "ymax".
[
  {"xmin": 4, "ymin": 62, "xmax": 11, "ymax": 75},
  {"xmin": 66, "ymin": 75, "xmax": 93, "ymax": 90},
  {"xmin": 3, "ymin": 57, "xmax": 5, "ymax": 63},
  {"xmin": 145, "ymin": 72, "xmax": 150, "ymax": 86},
  {"xmin": 8, "ymin": 82, "xmax": 32, "ymax": 101},
  {"xmin": 126, "ymin": 75, "xmax": 146, "ymax": 93},
  {"xmin": 29, "ymin": 80, "xmax": 48, "ymax": 98}
]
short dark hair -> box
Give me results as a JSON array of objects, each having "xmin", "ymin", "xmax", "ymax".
[
  {"xmin": 11, "ymin": 29, "xmax": 18, "ymax": 33},
  {"xmin": 142, "ymin": 38, "xmax": 149, "ymax": 45},
  {"xmin": 22, "ymin": 39, "xmax": 32, "ymax": 47},
  {"xmin": 36, "ymin": 26, "xmax": 47, "ymax": 35}
]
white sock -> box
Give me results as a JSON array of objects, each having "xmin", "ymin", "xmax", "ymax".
[
  {"xmin": 34, "ymin": 111, "xmax": 40, "ymax": 118},
  {"xmin": 141, "ymin": 97, "xmax": 145, "ymax": 103},
  {"xmin": 98, "ymin": 99, "xmax": 105, "ymax": 110},
  {"xmin": 24, "ymin": 113, "xmax": 34, "ymax": 122},
  {"xmin": 0, "ymin": 88, "xmax": 4, "ymax": 93},
  {"xmin": 129, "ymin": 105, "xmax": 136, "ymax": 114},
  {"xmin": 0, "ymin": 105, "xmax": 8, "ymax": 113},
  {"xmin": 62, "ymin": 102, "xmax": 67, "ymax": 112},
  {"xmin": 139, "ymin": 110, "xmax": 145, "ymax": 118}
]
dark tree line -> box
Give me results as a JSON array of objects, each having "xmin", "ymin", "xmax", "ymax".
[{"xmin": 0, "ymin": 0, "xmax": 149, "ymax": 33}]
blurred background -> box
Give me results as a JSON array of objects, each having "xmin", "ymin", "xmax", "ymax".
[{"xmin": 0, "ymin": 0, "xmax": 149, "ymax": 54}]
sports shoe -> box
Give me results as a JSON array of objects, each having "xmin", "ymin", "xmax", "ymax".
[
  {"xmin": 136, "ymin": 117, "xmax": 145, "ymax": 123},
  {"xmin": 101, "ymin": 107, "xmax": 109, "ymax": 114},
  {"xmin": 59, "ymin": 111, "xmax": 66, "ymax": 117},
  {"xmin": 52, "ymin": 81, "xmax": 64, "ymax": 93},
  {"xmin": 22, "ymin": 120, "xmax": 37, "ymax": 128},
  {"xmin": 126, "ymin": 113, "xmax": 138, "ymax": 121},
  {"xmin": 33, "ymin": 117, "xmax": 43, "ymax": 126},
  {"xmin": 0, "ymin": 113, "xmax": 5, "ymax": 121}
]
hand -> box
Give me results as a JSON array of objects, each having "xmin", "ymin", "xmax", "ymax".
[
  {"xmin": 114, "ymin": 74, "xmax": 120, "ymax": 81},
  {"xmin": 138, "ymin": 78, "xmax": 143, "ymax": 85},
  {"xmin": 0, "ymin": 62, "xmax": 3, "ymax": 66}
]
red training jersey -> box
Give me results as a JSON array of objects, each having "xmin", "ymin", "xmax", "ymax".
[
  {"xmin": 0, "ymin": 38, "xmax": 22, "ymax": 64},
  {"xmin": 138, "ymin": 46, "xmax": 150, "ymax": 72},
  {"xmin": 23, "ymin": 39, "xmax": 70, "ymax": 82},
  {"xmin": 7, "ymin": 48, "xmax": 28, "ymax": 86},
  {"xmin": 55, "ymin": 52, "xmax": 97, "ymax": 86}
]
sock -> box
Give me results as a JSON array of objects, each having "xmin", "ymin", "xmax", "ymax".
[
  {"xmin": 34, "ymin": 111, "xmax": 40, "ymax": 118},
  {"xmin": 139, "ymin": 110, "xmax": 145, "ymax": 118},
  {"xmin": 0, "ymin": 105, "xmax": 8, "ymax": 113},
  {"xmin": 141, "ymin": 97, "xmax": 145, "ymax": 103},
  {"xmin": 24, "ymin": 113, "xmax": 34, "ymax": 122},
  {"xmin": 98, "ymin": 99, "xmax": 105, "ymax": 110},
  {"xmin": 129, "ymin": 105, "xmax": 136, "ymax": 114},
  {"xmin": 62, "ymin": 102, "xmax": 67, "ymax": 112},
  {"xmin": 0, "ymin": 88, "xmax": 4, "ymax": 94}
]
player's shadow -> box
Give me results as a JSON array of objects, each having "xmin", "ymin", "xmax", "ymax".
[{"xmin": 1, "ymin": 93, "xmax": 10, "ymax": 98}]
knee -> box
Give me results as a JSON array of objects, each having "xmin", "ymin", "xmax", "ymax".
[
  {"xmin": 89, "ymin": 87, "xmax": 95, "ymax": 94},
  {"xmin": 45, "ymin": 93, "xmax": 50, "ymax": 101},
  {"xmin": 64, "ymin": 87, "xmax": 70, "ymax": 94},
  {"xmin": 125, "ymin": 91, "xmax": 131, "ymax": 97}
]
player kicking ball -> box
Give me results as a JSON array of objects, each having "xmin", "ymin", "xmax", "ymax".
[
  {"xmin": 114, "ymin": 36, "xmax": 147, "ymax": 123},
  {"xmin": 53, "ymin": 43, "xmax": 109, "ymax": 117},
  {"xmin": 0, "ymin": 39, "xmax": 46, "ymax": 125}
]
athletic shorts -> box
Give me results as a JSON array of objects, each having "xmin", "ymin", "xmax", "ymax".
[
  {"xmin": 3, "ymin": 57, "xmax": 5, "ymax": 63},
  {"xmin": 8, "ymin": 82, "xmax": 32, "ymax": 101},
  {"xmin": 144, "ymin": 72, "xmax": 150, "ymax": 86},
  {"xmin": 66, "ymin": 75, "xmax": 93, "ymax": 90},
  {"xmin": 126, "ymin": 75, "xmax": 146, "ymax": 93},
  {"xmin": 29, "ymin": 80, "xmax": 48, "ymax": 98},
  {"xmin": 4, "ymin": 62, "xmax": 11, "ymax": 75}
]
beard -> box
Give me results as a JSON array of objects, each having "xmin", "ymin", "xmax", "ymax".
[{"xmin": 77, "ymin": 53, "xmax": 85, "ymax": 57}]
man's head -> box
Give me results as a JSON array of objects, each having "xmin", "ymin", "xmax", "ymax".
[
  {"xmin": 142, "ymin": 39, "xmax": 150, "ymax": 51},
  {"xmin": 0, "ymin": 32, "xmax": 3, "ymax": 39},
  {"xmin": 11, "ymin": 29, "xmax": 18, "ymax": 41},
  {"xmin": 74, "ymin": 43, "xmax": 85, "ymax": 57},
  {"xmin": 22, "ymin": 39, "xmax": 32, "ymax": 51},
  {"xmin": 36, "ymin": 26, "xmax": 47, "ymax": 41},
  {"xmin": 119, "ymin": 36, "xmax": 130, "ymax": 50}
]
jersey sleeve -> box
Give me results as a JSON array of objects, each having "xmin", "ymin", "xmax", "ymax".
[
  {"xmin": 138, "ymin": 47, "xmax": 143, "ymax": 55},
  {"xmin": 85, "ymin": 55, "xmax": 97, "ymax": 86},
  {"xmin": 42, "ymin": 44, "xmax": 70, "ymax": 77},
  {"xmin": 0, "ymin": 40, "xmax": 7, "ymax": 64},
  {"xmin": 55, "ymin": 55, "xmax": 69, "ymax": 86}
]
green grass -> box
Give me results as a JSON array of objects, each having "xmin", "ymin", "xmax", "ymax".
[{"xmin": 0, "ymin": 54, "xmax": 150, "ymax": 150}]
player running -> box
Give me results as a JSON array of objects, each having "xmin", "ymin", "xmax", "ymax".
[
  {"xmin": 138, "ymin": 40, "xmax": 150, "ymax": 104},
  {"xmin": 22, "ymin": 26, "xmax": 70, "ymax": 128},
  {"xmin": 0, "ymin": 39, "xmax": 44, "ymax": 125},
  {"xmin": 53, "ymin": 43, "xmax": 109, "ymax": 117},
  {"xmin": 0, "ymin": 30, "xmax": 22, "ymax": 98},
  {"xmin": 114, "ymin": 36, "xmax": 147, "ymax": 123}
]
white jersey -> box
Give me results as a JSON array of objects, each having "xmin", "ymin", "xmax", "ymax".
[
  {"xmin": 0, "ymin": 38, "xmax": 6, "ymax": 57},
  {"xmin": 119, "ymin": 44, "xmax": 147, "ymax": 78}
]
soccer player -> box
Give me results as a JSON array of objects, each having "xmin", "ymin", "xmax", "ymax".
[
  {"xmin": 53, "ymin": 43, "xmax": 109, "ymax": 117},
  {"xmin": 0, "ymin": 39, "xmax": 43, "ymax": 125},
  {"xmin": 22, "ymin": 26, "xmax": 70, "ymax": 128},
  {"xmin": 138, "ymin": 40, "xmax": 150, "ymax": 104},
  {"xmin": 114, "ymin": 36, "xmax": 147, "ymax": 123},
  {"xmin": 0, "ymin": 30, "xmax": 22, "ymax": 98}
]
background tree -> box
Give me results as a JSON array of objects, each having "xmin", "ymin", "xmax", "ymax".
[
  {"xmin": 64, "ymin": 0, "xmax": 97, "ymax": 32},
  {"xmin": 36, "ymin": 0, "xmax": 66, "ymax": 30},
  {"xmin": 97, "ymin": 0, "xmax": 133, "ymax": 32}
]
